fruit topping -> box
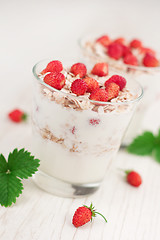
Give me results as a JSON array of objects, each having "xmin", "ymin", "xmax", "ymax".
[{"xmin": 91, "ymin": 62, "xmax": 108, "ymax": 77}]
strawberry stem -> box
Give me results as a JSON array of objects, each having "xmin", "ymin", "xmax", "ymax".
[
  {"xmin": 94, "ymin": 212, "xmax": 108, "ymax": 223},
  {"xmin": 22, "ymin": 113, "xmax": 28, "ymax": 121}
]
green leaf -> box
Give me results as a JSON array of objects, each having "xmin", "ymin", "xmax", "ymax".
[
  {"xmin": 8, "ymin": 148, "xmax": 40, "ymax": 179},
  {"xmin": 127, "ymin": 131, "xmax": 155, "ymax": 155},
  {"xmin": 0, "ymin": 173, "xmax": 23, "ymax": 207},
  {"xmin": 153, "ymin": 146, "xmax": 160, "ymax": 163},
  {"xmin": 0, "ymin": 154, "xmax": 8, "ymax": 173}
]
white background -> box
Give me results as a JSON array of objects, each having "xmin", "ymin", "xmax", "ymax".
[{"xmin": 1, "ymin": 1, "xmax": 160, "ymax": 239}]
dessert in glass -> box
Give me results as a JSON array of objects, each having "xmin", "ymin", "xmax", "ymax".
[
  {"xmin": 32, "ymin": 59, "xmax": 143, "ymax": 197},
  {"xmin": 80, "ymin": 34, "xmax": 160, "ymax": 145}
]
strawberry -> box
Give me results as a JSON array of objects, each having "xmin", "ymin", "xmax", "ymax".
[
  {"xmin": 96, "ymin": 35, "xmax": 111, "ymax": 47},
  {"xmin": 142, "ymin": 53, "xmax": 159, "ymax": 67},
  {"xmin": 104, "ymin": 75, "xmax": 126, "ymax": 91},
  {"xmin": 130, "ymin": 39, "xmax": 142, "ymax": 49},
  {"xmin": 41, "ymin": 60, "xmax": 63, "ymax": 75},
  {"xmin": 107, "ymin": 42, "xmax": 123, "ymax": 60},
  {"xmin": 71, "ymin": 79, "xmax": 88, "ymax": 96},
  {"xmin": 122, "ymin": 45, "xmax": 132, "ymax": 57},
  {"xmin": 83, "ymin": 77, "xmax": 99, "ymax": 93},
  {"xmin": 72, "ymin": 203, "xmax": 107, "ymax": 228},
  {"xmin": 8, "ymin": 109, "xmax": 27, "ymax": 123},
  {"xmin": 89, "ymin": 119, "xmax": 100, "ymax": 126},
  {"xmin": 91, "ymin": 62, "xmax": 108, "ymax": 77},
  {"xmin": 125, "ymin": 170, "xmax": 142, "ymax": 187},
  {"xmin": 113, "ymin": 37, "xmax": 125, "ymax": 44},
  {"xmin": 70, "ymin": 63, "xmax": 87, "ymax": 78},
  {"xmin": 90, "ymin": 89, "xmax": 108, "ymax": 102},
  {"xmin": 139, "ymin": 47, "xmax": 156, "ymax": 56},
  {"xmin": 105, "ymin": 82, "xmax": 120, "ymax": 100},
  {"xmin": 123, "ymin": 53, "xmax": 138, "ymax": 66},
  {"xmin": 44, "ymin": 72, "xmax": 66, "ymax": 90}
]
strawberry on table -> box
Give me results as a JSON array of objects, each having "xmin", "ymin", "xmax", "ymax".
[
  {"xmin": 8, "ymin": 109, "xmax": 27, "ymax": 123},
  {"xmin": 125, "ymin": 170, "xmax": 142, "ymax": 187},
  {"xmin": 72, "ymin": 203, "xmax": 107, "ymax": 228}
]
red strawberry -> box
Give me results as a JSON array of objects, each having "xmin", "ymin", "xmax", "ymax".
[
  {"xmin": 90, "ymin": 89, "xmax": 108, "ymax": 102},
  {"xmin": 122, "ymin": 45, "xmax": 132, "ymax": 57},
  {"xmin": 105, "ymin": 82, "xmax": 120, "ymax": 100},
  {"xmin": 125, "ymin": 170, "xmax": 142, "ymax": 187},
  {"xmin": 44, "ymin": 72, "xmax": 66, "ymax": 90},
  {"xmin": 139, "ymin": 47, "xmax": 156, "ymax": 56},
  {"xmin": 96, "ymin": 35, "xmax": 111, "ymax": 47},
  {"xmin": 41, "ymin": 60, "xmax": 63, "ymax": 74},
  {"xmin": 83, "ymin": 77, "xmax": 99, "ymax": 93},
  {"xmin": 123, "ymin": 53, "xmax": 138, "ymax": 66},
  {"xmin": 71, "ymin": 79, "xmax": 87, "ymax": 96},
  {"xmin": 104, "ymin": 75, "xmax": 126, "ymax": 91},
  {"xmin": 8, "ymin": 109, "xmax": 27, "ymax": 123},
  {"xmin": 72, "ymin": 203, "xmax": 107, "ymax": 228},
  {"xmin": 89, "ymin": 119, "xmax": 100, "ymax": 126},
  {"xmin": 142, "ymin": 53, "xmax": 159, "ymax": 67},
  {"xmin": 113, "ymin": 37, "xmax": 125, "ymax": 44},
  {"xmin": 70, "ymin": 63, "xmax": 87, "ymax": 78},
  {"xmin": 107, "ymin": 42, "xmax": 123, "ymax": 60},
  {"xmin": 91, "ymin": 63, "xmax": 108, "ymax": 77},
  {"xmin": 130, "ymin": 39, "xmax": 142, "ymax": 49}
]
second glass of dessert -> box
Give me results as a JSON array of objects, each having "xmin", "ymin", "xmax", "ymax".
[
  {"xmin": 81, "ymin": 34, "xmax": 160, "ymax": 145},
  {"xmin": 32, "ymin": 59, "xmax": 143, "ymax": 197}
]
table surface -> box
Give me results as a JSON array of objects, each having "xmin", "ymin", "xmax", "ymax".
[{"xmin": 1, "ymin": 1, "xmax": 160, "ymax": 239}]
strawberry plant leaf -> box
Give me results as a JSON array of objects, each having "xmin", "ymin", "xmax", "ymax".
[
  {"xmin": 127, "ymin": 131, "xmax": 155, "ymax": 155},
  {"xmin": 0, "ymin": 173, "xmax": 23, "ymax": 207},
  {"xmin": 153, "ymin": 146, "xmax": 160, "ymax": 163},
  {"xmin": 0, "ymin": 154, "xmax": 8, "ymax": 173},
  {"xmin": 8, "ymin": 148, "xmax": 40, "ymax": 179}
]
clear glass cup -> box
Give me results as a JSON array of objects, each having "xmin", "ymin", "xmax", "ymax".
[
  {"xmin": 32, "ymin": 59, "xmax": 143, "ymax": 197},
  {"xmin": 80, "ymin": 35, "xmax": 160, "ymax": 145}
]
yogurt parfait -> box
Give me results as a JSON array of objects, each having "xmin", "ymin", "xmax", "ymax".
[
  {"xmin": 80, "ymin": 34, "xmax": 160, "ymax": 145},
  {"xmin": 32, "ymin": 59, "xmax": 143, "ymax": 197}
]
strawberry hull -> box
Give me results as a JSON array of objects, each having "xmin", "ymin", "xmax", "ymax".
[{"xmin": 32, "ymin": 59, "xmax": 143, "ymax": 197}]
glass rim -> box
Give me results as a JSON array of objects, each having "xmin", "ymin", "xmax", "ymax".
[
  {"xmin": 78, "ymin": 35, "xmax": 160, "ymax": 72},
  {"xmin": 32, "ymin": 59, "xmax": 144, "ymax": 106}
]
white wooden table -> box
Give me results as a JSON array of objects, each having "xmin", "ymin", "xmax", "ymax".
[{"xmin": 1, "ymin": 1, "xmax": 160, "ymax": 239}]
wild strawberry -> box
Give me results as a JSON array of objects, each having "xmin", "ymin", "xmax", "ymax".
[
  {"xmin": 107, "ymin": 42, "xmax": 123, "ymax": 60},
  {"xmin": 105, "ymin": 82, "xmax": 120, "ymax": 100},
  {"xmin": 83, "ymin": 77, "xmax": 99, "ymax": 93},
  {"xmin": 90, "ymin": 89, "xmax": 108, "ymax": 102},
  {"xmin": 70, "ymin": 63, "xmax": 87, "ymax": 78},
  {"xmin": 123, "ymin": 53, "xmax": 138, "ymax": 66},
  {"xmin": 89, "ymin": 119, "xmax": 100, "ymax": 126},
  {"xmin": 44, "ymin": 72, "xmax": 65, "ymax": 90},
  {"xmin": 142, "ymin": 53, "xmax": 159, "ymax": 67},
  {"xmin": 139, "ymin": 47, "xmax": 156, "ymax": 56},
  {"xmin": 96, "ymin": 35, "xmax": 111, "ymax": 47},
  {"xmin": 122, "ymin": 45, "xmax": 132, "ymax": 57},
  {"xmin": 130, "ymin": 39, "xmax": 142, "ymax": 49},
  {"xmin": 72, "ymin": 203, "xmax": 107, "ymax": 228},
  {"xmin": 71, "ymin": 79, "xmax": 87, "ymax": 96},
  {"xmin": 41, "ymin": 60, "xmax": 63, "ymax": 74},
  {"xmin": 104, "ymin": 75, "xmax": 126, "ymax": 91},
  {"xmin": 91, "ymin": 63, "xmax": 108, "ymax": 77},
  {"xmin": 113, "ymin": 37, "xmax": 125, "ymax": 44},
  {"xmin": 71, "ymin": 126, "xmax": 76, "ymax": 134},
  {"xmin": 8, "ymin": 109, "xmax": 27, "ymax": 123},
  {"xmin": 125, "ymin": 170, "xmax": 142, "ymax": 187}
]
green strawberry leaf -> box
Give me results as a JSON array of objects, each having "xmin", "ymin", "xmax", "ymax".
[
  {"xmin": 127, "ymin": 131, "xmax": 155, "ymax": 155},
  {"xmin": 8, "ymin": 148, "xmax": 40, "ymax": 179},
  {"xmin": 0, "ymin": 173, "xmax": 23, "ymax": 207},
  {"xmin": 153, "ymin": 146, "xmax": 160, "ymax": 163},
  {"xmin": 0, "ymin": 154, "xmax": 8, "ymax": 173}
]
